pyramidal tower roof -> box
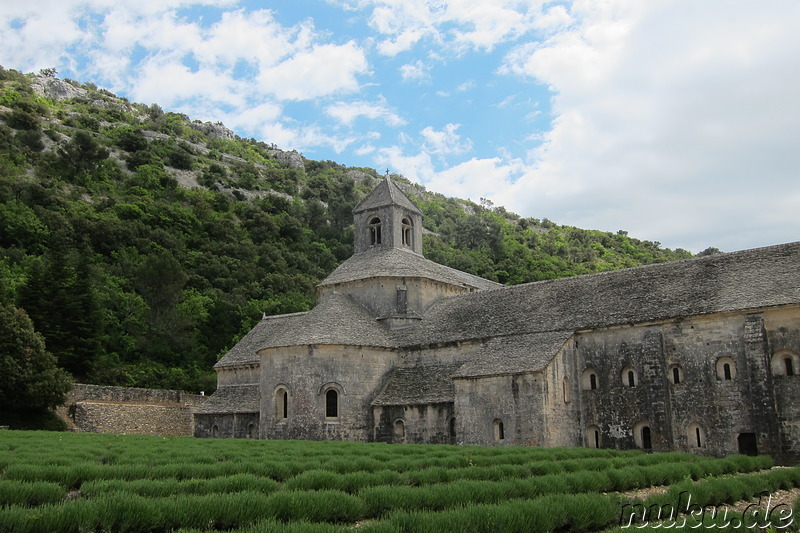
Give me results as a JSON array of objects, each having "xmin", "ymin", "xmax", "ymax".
[{"xmin": 353, "ymin": 175, "xmax": 422, "ymax": 215}]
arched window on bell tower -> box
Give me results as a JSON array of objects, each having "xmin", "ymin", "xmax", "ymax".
[
  {"xmin": 368, "ymin": 217, "xmax": 382, "ymax": 246},
  {"xmin": 401, "ymin": 217, "xmax": 413, "ymax": 248}
]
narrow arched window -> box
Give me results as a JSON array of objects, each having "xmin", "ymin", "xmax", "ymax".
[
  {"xmin": 695, "ymin": 427, "xmax": 702, "ymax": 448},
  {"xmin": 368, "ymin": 217, "xmax": 382, "ymax": 245},
  {"xmin": 634, "ymin": 420, "xmax": 652, "ymax": 449},
  {"xmin": 562, "ymin": 377, "xmax": 570, "ymax": 403},
  {"xmin": 325, "ymin": 389, "xmax": 338, "ymax": 418},
  {"xmin": 275, "ymin": 388, "xmax": 288, "ymax": 420},
  {"xmin": 622, "ymin": 366, "xmax": 638, "ymax": 387},
  {"xmin": 642, "ymin": 426, "xmax": 652, "ymax": 449},
  {"xmin": 401, "ymin": 216, "xmax": 413, "ymax": 247},
  {"xmin": 211, "ymin": 424, "xmax": 219, "ymax": 438},
  {"xmin": 247, "ymin": 423, "xmax": 257, "ymax": 439},
  {"xmin": 716, "ymin": 357, "xmax": 736, "ymax": 381},
  {"xmin": 673, "ymin": 367, "xmax": 681, "ymax": 384},
  {"xmin": 582, "ymin": 368, "xmax": 598, "ymax": 391},
  {"xmin": 770, "ymin": 351, "xmax": 798, "ymax": 377}
]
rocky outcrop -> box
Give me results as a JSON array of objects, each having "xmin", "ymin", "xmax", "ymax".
[
  {"xmin": 190, "ymin": 120, "xmax": 235, "ymax": 141},
  {"xmin": 30, "ymin": 76, "xmax": 88, "ymax": 101}
]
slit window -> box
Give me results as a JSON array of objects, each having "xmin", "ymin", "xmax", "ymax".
[
  {"xmin": 785, "ymin": 357, "xmax": 795, "ymax": 376},
  {"xmin": 688, "ymin": 422, "xmax": 705, "ymax": 449},
  {"xmin": 622, "ymin": 366, "xmax": 638, "ymax": 387},
  {"xmin": 670, "ymin": 364, "xmax": 684, "ymax": 385},
  {"xmin": 275, "ymin": 388, "xmax": 288, "ymax": 420},
  {"xmin": 582, "ymin": 368, "xmax": 598, "ymax": 391}
]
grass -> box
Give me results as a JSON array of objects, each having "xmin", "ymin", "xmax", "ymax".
[{"xmin": 0, "ymin": 430, "xmax": 797, "ymax": 532}]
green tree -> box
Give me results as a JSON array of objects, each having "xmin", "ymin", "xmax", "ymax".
[
  {"xmin": 57, "ymin": 130, "xmax": 109, "ymax": 179},
  {"xmin": 0, "ymin": 301, "xmax": 72, "ymax": 411}
]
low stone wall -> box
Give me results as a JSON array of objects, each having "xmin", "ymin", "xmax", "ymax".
[{"xmin": 62, "ymin": 384, "xmax": 208, "ymax": 436}]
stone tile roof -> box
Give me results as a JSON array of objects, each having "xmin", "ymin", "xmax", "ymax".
[
  {"xmin": 216, "ymin": 241, "xmax": 800, "ymax": 381},
  {"xmin": 353, "ymin": 177, "xmax": 422, "ymax": 215},
  {"xmin": 252, "ymin": 293, "xmax": 394, "ymax": 352},
  {"xmin": 406, "ymin": 241, "xmax": 800, "ymax": 349},
  {"xmin": 452, "ymin": 331, "xmax": 575, "ymax": 378},
  {"xmin": 195, "ymin": 385, "xmax": 260, "ymax": 414},
  {"xmin": 372, "ymin": 362, "xmax": 463, "ymax": 405},
  {"xmin": 317, "ymin": 246, "xmax": 503, "ymax": 291},
  {"xmin": 214, "ymin": 312, "xmax": 308, "ymax": 368}
]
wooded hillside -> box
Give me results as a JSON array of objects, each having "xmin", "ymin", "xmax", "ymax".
[{"xmin": 0, "ymin": 67, "xmax": 698, "ymax": 393}]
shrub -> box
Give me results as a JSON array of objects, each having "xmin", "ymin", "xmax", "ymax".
[{"xmin": 0, "ymin": 480, "xmax": 66, "ymax": 507}]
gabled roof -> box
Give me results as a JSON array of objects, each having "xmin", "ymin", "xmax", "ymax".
[
  {"xmin": 195, "ymin": 384, "xmax": 260, "ymax": 414},
  {"xmin": 216, "ymin": 241, "xmax": 800, "ymax": 379},
  {"xmin": 404, "ymin": 241, "xmax": 800, "ymax": 349},
  {"xmin": 352, "ymin": 177, "xmax": 422, "ymax": 215},
  {"xmin": 317, "ymin": 246, "xmax": 503, "ymax": 291},
  {"xmin": 372, "ymin": 362, "xmax": 463, "ymax": 406}
]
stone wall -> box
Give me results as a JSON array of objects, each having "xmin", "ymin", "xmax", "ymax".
[
  {"xmin": 372, "ymin": 403, "xmax": 454, "ymax": 444},
  {"xmin": 194, "ymin": 413, "xmax": 259, "ymax": 439},
  {"xmin": 453, "ymin": 372, "xmax": 543, "ymax": 446},
  {"xmin": 62, "ymin": 384, "xmax": 207, "ymax": 436},
  {"xmin": 260, "ymin": 344, "xmax": 399, "ymax": 441},
  {"xmin": 575, "ymin": 306, "xmax": 800, "ymax": 461}
]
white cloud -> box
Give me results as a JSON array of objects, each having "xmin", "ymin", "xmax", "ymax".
[
  {"xmin": 444, "ymin": 0, "xmax": 536, "ymax": 51},
  {"xmin": 355, "ymin": 144, "xmax": 376, "ymax": 156},
  {"xmin": 375, "ymin": 145, "xmax": 435, "ymax": 183},
  {"xmin": 338, "ymin": 0, "xmax": 546, "ymax": 55},
  {"xmin": 420, "ymin": 123, "xmax": 472, "ymax": 155},
  {"xmin": 399, "ymin": 60, "xmax": 428, "ymax": 81},
  {"xmin": 257, "ymin": 41, "xmax": 368, "ymax": 101},
  {"xmin": 492, "ymin": 0, "xmax": 800, "ymax": 251},
  {"xmin": 258, "ymin": 120, "xmax": 356, "ymax": 154},
  {"xmin": 325, "ymin": 98, "xmax": 406, "ymax": 127},
  {"xmin": 456, "ymin": 80, "xmax": 475, "ymax": 92},
  {"xmin": 425, "ymin": 157, "xmax": 521, "ymax": 200}
]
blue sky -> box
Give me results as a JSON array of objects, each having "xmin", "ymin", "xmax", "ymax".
[{"xmin": 2, "ymin": 0, "xmax": 799, "ymax": 253}]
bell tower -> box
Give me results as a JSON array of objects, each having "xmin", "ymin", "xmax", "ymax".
[{"xmin": 352, "ymin": 173, "xmax": 423, "ymax": 255}]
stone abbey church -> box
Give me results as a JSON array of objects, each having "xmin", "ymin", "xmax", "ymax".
[{"xmin": 195, "ymin": 178, "xmax": 800, "ymax": 462}]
